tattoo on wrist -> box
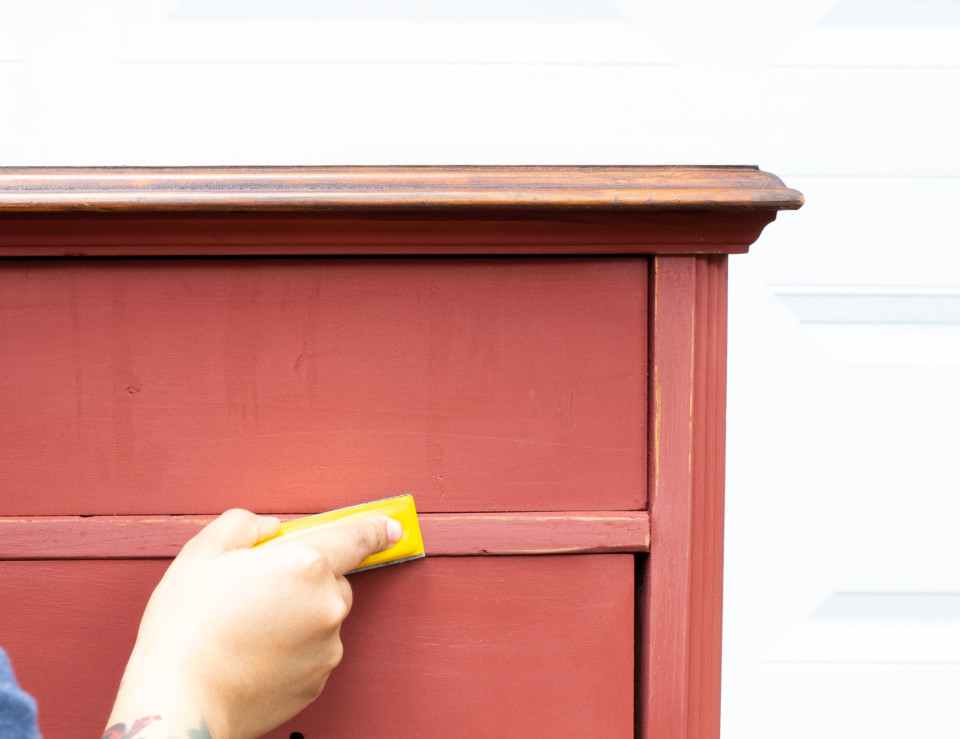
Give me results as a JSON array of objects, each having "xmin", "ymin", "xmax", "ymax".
[
  {"xmin": 102, "ymin": 715, "xmax": 161, "ymax": 738},
  {"xmin": 186, "ymin": 720, "xmax": 213, "ymax": 739},
  {"xmin": 102, "ymin": 716, "xmax": 211, "ymax": 739}
]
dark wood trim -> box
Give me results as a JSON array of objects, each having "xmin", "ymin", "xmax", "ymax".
[
  {"xmin": 0, "ymin": 166, "xmax": 803, "ymax": 213},
  {"xmin": 0, "ymin": 211, "xmax": 779, "ymax": 256},
  {"xmin": 0, "ymin": 167, "xmax": 802, "ymax": 256}
]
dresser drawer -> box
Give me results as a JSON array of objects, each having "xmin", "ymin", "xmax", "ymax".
[
  {"xmin": 0, "ymin": 257, "xmax": 646, "ymax": 516},
  {"xmin": 0, "ymin": 555, "xmax": 635, "ymax": 738}
]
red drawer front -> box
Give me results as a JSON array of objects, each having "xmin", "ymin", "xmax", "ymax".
[
  {"xmin": 0, "ymin": 555, "xmax": 635, "ymax": 738},
  {"xmin": 0, "ymin": 257, "xmax": 647, "ymax": 515}
]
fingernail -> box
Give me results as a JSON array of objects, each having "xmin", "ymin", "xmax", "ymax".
[{"xmin": 386, "ymin": 518, "xmax": 403, "ymax": 545}]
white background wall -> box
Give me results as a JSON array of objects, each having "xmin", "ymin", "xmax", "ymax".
[{"xmin": 2, "ymin": 1, "xmax": 959, "ymax": 736}]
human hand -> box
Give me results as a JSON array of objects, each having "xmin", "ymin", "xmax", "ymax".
[{"xmin": 103, "ymin": 508, "xmax": 402, "ymax": 739}]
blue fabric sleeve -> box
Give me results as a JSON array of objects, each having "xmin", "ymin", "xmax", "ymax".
[{"xmin": 0, "ymin": 647, "xmax": 41, "ymax": 739}]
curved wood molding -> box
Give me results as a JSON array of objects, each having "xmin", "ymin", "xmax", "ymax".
[{"xmin": 0, "ymin": 165, "xmax": 803, "ymax": 213}]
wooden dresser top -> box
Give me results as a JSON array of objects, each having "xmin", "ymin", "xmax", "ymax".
[{"xmin": 0, "ymin": 165, "xmax": 803, "ymax": 213}]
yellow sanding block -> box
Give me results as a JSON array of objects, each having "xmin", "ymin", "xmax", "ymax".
[{"xmin": 257, "ymin": 494, "xmax": 425, "ymax": 573}]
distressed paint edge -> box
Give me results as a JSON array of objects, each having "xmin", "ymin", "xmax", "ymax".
[
  {"xmin": 640, "ymin": 256, "xmax": 698, "ymax": 739},
  {"xmin": 0, "ymin": 511, "xmax": 650, "ymax": 560},
  {"xmin": 639, "ymin": 255, "xmax": 730, "ymax": 739}
]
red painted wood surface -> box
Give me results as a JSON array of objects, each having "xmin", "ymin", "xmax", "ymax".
[
  {"xmin": 639, "ymin": 256, "xmax": 728, "ymax": 739},
  {"xmin": 0, "ymin": 257, "xmax": 646, "ymax": 515},
  {"xmin": 0, "ymin": 555, "xmax": 635, "ymax": 738},
  {"xmin": 0, "ymin": 511, "xmax": 651, "ymax": 559},
  {"xmin": 0, "ymin": 511, "xmax": 651, "ymax": 558}
]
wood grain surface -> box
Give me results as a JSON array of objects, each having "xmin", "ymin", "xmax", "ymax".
[
  {"xmin": 0, "ymin": 166, "xmax": 800, "ymax": 257},
  {"xmin": 0, "ymin": 556, "xmax": 635, "ymax": 739},
  {"xmin": 0, "ymin": 257, "xmax": 646, "ymax": 515},
  {"xmin": 0, "ymin": 166, "xmax": 804, "ymax": 212}
]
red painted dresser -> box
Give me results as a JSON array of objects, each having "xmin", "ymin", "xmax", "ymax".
[{"xmin": 0, "ymin": 167, "xmax": 802, "ymax": 738}]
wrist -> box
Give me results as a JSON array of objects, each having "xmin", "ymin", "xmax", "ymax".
[{"xmin": 106, "ymin": 657, "xmax": 223, "ymax": 739}]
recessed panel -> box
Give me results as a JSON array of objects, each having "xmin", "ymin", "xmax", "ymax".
[
  {"xmin": 0, "ymin": 555, "xmax": 635, "ymax": 738},
  {"xmin": 0, "ymin": 258, "xmax": 646, "ymax": 514}
]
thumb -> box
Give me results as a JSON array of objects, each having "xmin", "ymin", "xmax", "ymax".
[
  {"xmin": 185, "ymin": 509, "xmax": 282, "ymax": 557},
  {"xmin": 294, "ymin": 515, "xmax": 403, "ymax": 576}
]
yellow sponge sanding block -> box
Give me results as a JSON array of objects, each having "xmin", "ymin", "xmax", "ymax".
[{"xmin": 257, "ymin": 494, "xmax": 425, "ymax": 573}]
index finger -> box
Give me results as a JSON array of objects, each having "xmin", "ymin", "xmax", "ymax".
[{"xmin": 294, "ymin": 514, "xmax": 402, "ymax": 575}]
